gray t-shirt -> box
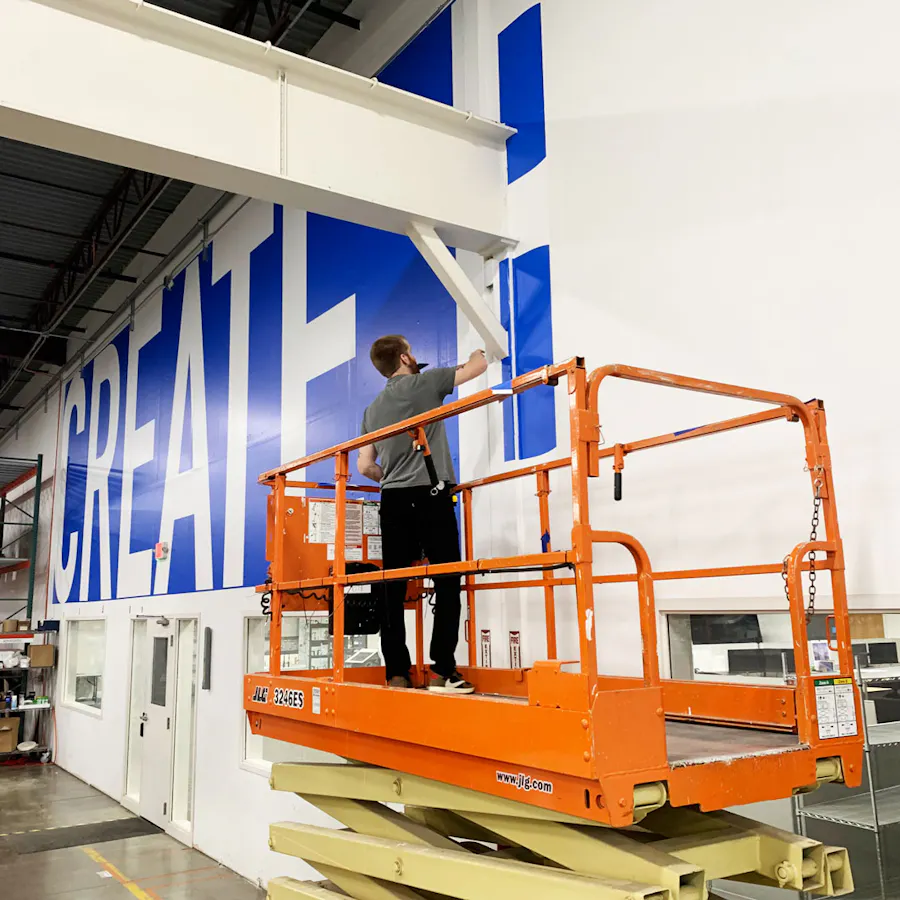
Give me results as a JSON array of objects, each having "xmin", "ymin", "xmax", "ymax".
[{"xmin": 361, "ymin": 367, "xmax": 457, "ymax": 490}]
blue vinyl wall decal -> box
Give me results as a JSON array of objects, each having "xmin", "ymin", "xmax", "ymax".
[
  {"xmin": 59, "ymin": 373, "xmax": 90, "ymax": 596},
  {"xmin": 511, "ymin": 245, "xmax": 554, "ymax": 458},
  {"xmin": 498, "ymin": 248, "xmax": 556, "ymax": 461},
  {"xmin": 54, "ymin": 3, "xmax": 561, "ymax": 599},
  {"xmin": 304, "ymin": 7, "xmax": 460, "ymax": 491},
  {"xmin": 243, "ymin": 206, "xmax": 284, "ymax": 586},
  {"xmin": 498, "ymin": 258, "xmax": 516, "ymax": 462},
  {"xmin": 54, "ymin": 206, "xmax": 284, "ymax": 601},
  {"xmin": 498, "ymin": 4, "xmax": 547, "ymax": 184},
  {"xmin": 497, "ymin": 4, "xmax": 555, "ymax": 460},
  {"xmin": 380, "ymin": 6, "xmax": 453, "ymax": 104}
]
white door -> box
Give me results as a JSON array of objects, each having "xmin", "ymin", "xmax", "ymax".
[
  {"xmin": 123, "ymin": 619, "xmax": 149, "ymax": 812},
  {"xmin": 139, "ymin": 618, "xmax": 176, "ymax": 829}
]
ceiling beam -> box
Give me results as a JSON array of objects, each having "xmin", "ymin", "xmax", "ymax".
[
  {"xmin": 0, "ymin": 218, "xmax": 168, "ymax": 258},
  {"xmin": 0, "ymin": 250, "xmax": 139, "ymax": 283},
  {"xmin": 0, "ymin": 0, "xmax": 513, "ymax": 255},
  {"xmin": 222, "ymin": 0, "xmax": 258, "ymax": 31},
  {"xmin": 0, "ymin": 166, "xmax": 171, "ymax": 404},
  {"xmin": 0, "ymin": 332, "xmax": 67, "ymax": 367},
  {"xmin": 304, "ymin": 2, "xmax": 361, "ymax": 30}
]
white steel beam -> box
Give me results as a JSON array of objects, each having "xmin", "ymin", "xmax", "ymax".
[
  {"xmin": 408, "ymin": 222, "xmax": 509, "ymax": 360},
  {"xmin": 0, "ymin": 0, "xmax": 515, "ymax": 255}
]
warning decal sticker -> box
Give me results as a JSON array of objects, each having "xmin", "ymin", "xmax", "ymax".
[{"xmin": 815, "ymin": 677, "xmax": 858, "ymax": 739}]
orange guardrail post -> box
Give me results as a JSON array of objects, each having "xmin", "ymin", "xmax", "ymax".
[
  {"xmin": 270, "ymin": 474, "xmax": 286, "ymax": 677},
  {"xmin": 461, "ymin": 487, "xmax": 477, "ymax": 667},
  {"xmin": 567, "ymin": 359, "xmax": 598, "ymax": 685},
  {"xmin": 536, "ymin": 469, "xmax": 557, "ymax": 660},
  {"xmin": 333, "ymin": 451, "xmax": 349, "ymax": 682}
]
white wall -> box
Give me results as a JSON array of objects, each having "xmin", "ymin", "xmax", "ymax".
[
  {"xmin": 57, "ymin": 592, "xmax": 341, "ymax": 885},
  {"xmin": 5, "ymin": 0, "xmax": 900, "ymax": 892},
  {"xmin": 536, "ymin": 0, "xmax": 900, "ymax": 674}
]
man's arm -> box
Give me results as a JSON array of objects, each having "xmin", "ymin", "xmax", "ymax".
[
  {"xmin": 454, "ymin": 349, "xmax": 488, "ymax": 387},
  {"xmin": 357, "ymin": 443, "xmax": 383, "ymax": 483}
]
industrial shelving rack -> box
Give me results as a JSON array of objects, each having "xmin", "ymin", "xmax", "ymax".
[
  {"xmin": 0, "ymin": 455, "xmax": 51, "ymax": 761},
  {"xmin": 0, "ymin": 455, "xmax": 43, "ymax": 620},
  {"xmin": 796, "ymin": 661, "xmax": 900, "ymax": 899}
]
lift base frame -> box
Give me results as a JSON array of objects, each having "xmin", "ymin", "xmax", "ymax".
[{"xmin": 262, "ymin": 762, "xmax": 854, "ymax": 899}]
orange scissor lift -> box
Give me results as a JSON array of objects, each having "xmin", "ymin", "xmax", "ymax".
[{"xmin": 247, "ymin": 358, "xmax": 861, "ymax": 900}]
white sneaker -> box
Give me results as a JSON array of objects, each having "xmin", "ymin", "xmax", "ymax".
[{"xmin": 428, "ymin": 672, "xmax": 475, "ymax": 694}]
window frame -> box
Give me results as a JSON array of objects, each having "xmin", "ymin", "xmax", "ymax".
[{"xmin": 62, "ymin": 617, "xmax": 108, "ymax": 718}]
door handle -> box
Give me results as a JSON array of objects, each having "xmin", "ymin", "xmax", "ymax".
[{"xmin": 139, "ymin": 713, "xmax": 148, "ymax": 723}]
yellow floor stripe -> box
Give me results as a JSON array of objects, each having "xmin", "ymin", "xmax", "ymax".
[
  {"xmin": 0, "ymin": 824, "xmax": 65, "ymax": 836},
  {"xmin": 82, "ymin": 846, "xmax": 158, "ymax": 900}
]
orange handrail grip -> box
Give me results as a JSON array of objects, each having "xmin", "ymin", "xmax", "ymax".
[
  {"xmin": 456, "ymin": 457, "xmax": 571, "ymax": 492},
  {"xmin": 270, "ymin": 551, "xmax": 574, "ymax": 593},
  {"xmin": 586, "ymin": 365, "xmax": 824, "ymax": 479},
  {"xmin": 284, "ymin": 480, "xmax": 381, "ymax": 493},
  {"xmin": 466, "ymin": 558, "xmax": 833, "ymax": 592},
  {"xmin": 596, "ymin": 407, "xmax": 795, "ymax": 460},
  {"xmin": 785, "ymin": 539, "xmax": 840, "ymax": 666},
  {"xmin": 586, "ymin": 364, "xmax": 814, "ymax": 425},
  {"xmin": 592, "ymin": 530, "xmax": 660, "ymax": 687},
  {"xmin": 456, "ymin": 409, "xmax": 793, "ymax": 493},
  {"xmin": 256, "ymin": 559, "xmax": 837, "ymax": 594},
  {"xmin": 783, "ymin": 539, "xmax": 840, "ymax": 745},
  {"xmin": 259, "ymin": 360, "xmax": 575, "ymax": 483}
]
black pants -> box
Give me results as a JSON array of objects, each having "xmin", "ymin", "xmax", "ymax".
[{"xmin": 379, "ymin": 486, "xmax": 462, "ymax": 679}]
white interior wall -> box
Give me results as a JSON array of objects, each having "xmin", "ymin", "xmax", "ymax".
[
  {"xmin": 533, "ymin": 0, "xmax": 900, "ymax": 676},
  {"xmin": 57, "ymin": 592, "xmax": 341, "ymax": 885}
]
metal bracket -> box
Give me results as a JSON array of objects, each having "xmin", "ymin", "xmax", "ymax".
[{"xmin": 407, "ymin": 221, "xmax": 508, "ymax": 362}]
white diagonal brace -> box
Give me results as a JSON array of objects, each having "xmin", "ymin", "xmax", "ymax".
[
  {"xmin": 407, "ymin": 222, "xmax": 509, "ymax": 361},
  {"xmin": 0, "ymin": 0, "xmax": 515, "ymax": 254}
]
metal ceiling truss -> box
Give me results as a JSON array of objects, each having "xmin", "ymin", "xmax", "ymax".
[
  {"xmin": 0, "ymin": 0, "xmax": 363, "ymax": 416},
  {"xmin": 223, "ymin": 0, "xmax": 360, "ymax": 43},
  {"xmin": 0, "ymin": 169, "xmax": 172, "ymax": 405}
]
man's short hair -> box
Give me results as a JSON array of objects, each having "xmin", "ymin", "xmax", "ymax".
[{"xmin": 370, "ymin": 335, "xmax": 409, "ymax": 377}]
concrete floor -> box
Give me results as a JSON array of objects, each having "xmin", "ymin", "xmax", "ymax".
[{"xmin": 0, "ymin": 765, "xmax": 267, "ymax": 899}]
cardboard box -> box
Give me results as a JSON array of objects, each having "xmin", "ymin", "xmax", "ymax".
[
  {"xmin": 18, "ymin": 620, "xmax": 30, "ymax": 633},
  {"xmin": 1, "ymin": 620, "xmax": 19, "ymax": 634},
  {"xmin": 0, "ymin": 719, "xmax": 19, "ymax": 753},
  {"xmin": 28, "ymin": 644, "xmax": 55, "ymax": 668}
]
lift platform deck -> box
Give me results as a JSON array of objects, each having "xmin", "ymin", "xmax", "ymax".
[{"xmin": 246, "ymin": 358, "xmax": 863, "ymax": 898}]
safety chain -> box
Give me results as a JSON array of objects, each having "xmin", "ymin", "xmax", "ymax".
[{"xmin": 782, "ymin": 481, "xmax": 822, "ymax": 622}]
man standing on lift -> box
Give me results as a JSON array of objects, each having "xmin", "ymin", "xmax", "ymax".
[{"xmin": 358, "ymin": 335, "xmax": 487, "ymax": 693}]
